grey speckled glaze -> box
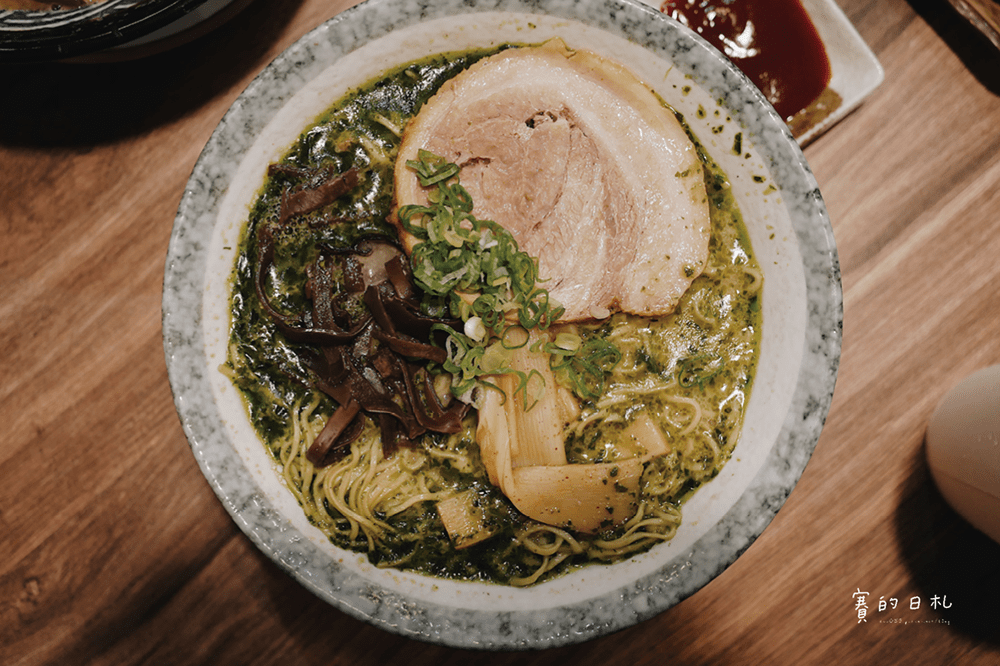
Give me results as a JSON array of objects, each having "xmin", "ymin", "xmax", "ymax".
[{"xmin": 163, "ymin": 0, "xmax": 842, "ymax": 650}]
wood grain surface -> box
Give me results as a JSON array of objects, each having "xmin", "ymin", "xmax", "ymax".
[{"xmin": 2, "ymin": 0, "xmax": 999, "ymax": 663}]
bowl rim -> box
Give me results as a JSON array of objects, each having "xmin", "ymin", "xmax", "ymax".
[
  {"xmin": 0, "ymin": 0, "xmax": 211, "ymax": 62},
  {"xmin": 162, "ymin": 0, "xmax": 842, "ymax": 649}
]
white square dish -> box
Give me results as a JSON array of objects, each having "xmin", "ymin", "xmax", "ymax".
[{"xmin": 637, "ymin": 0, "xmax": 884, "ymax": 144}]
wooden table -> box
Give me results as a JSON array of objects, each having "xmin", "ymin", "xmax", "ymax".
[{"xmin": 3, "ymin": 0, "xmax": 999, "ymax": 663}]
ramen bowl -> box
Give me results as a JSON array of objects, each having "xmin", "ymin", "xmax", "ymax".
[{"xmin": 163, "ymin": 0, "xmax": 841, "ymax": 649}]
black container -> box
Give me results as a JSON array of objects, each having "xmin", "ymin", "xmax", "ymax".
[{"xmin": 0, "ymin": 0, "xmax": 218, "ymax": 62}]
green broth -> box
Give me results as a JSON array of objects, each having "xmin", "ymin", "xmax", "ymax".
[{"xmin": 225, "ymin": 46, "xmax": 761, "ymax": 585}]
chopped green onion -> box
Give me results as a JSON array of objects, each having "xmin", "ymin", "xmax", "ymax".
[
  {"xmin": 543, "ymin": 336, "xmax": 622, "ymax": 400},
  {"xmin": 403, "ymin": 151, "xmax": 618, "ymax": 405}
]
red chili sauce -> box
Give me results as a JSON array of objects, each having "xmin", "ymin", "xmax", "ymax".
[{"xmin": 660, "ymin": 0, "xmax": 831, "ymax": 122}]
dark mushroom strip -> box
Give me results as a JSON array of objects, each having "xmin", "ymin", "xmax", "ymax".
[
  {"xmin": 365, "ymin": 285, "xmax": 450, "ymax": 364},
  {"xmin": 267, "ymin": 163, "xmax": 313, "ymax": 179},
  {"xmin": 306, "ymin": 256, "xmax": 338, "ymax": 330},
  {"xmin": 402, "ymin": 361, "xmax": 468, "ymax": 433},
  {"xmin": 371, "ymin": 327, "xmax": 448, "ymax": 364},
  {"xmin": 257, "ymin": 170, "xmax": 467, "ymax": 467},
  {"xmin": 306, "ymin": 261, "xmax": 356, "ymax": 331},
  {"xmin": 327, "ymin": 235, "xmax": 405, "ymax": 294},
  {"xmin": 420, "ymin": 367, "xmax": 466, "ymax": 423},
  {"xmin": 362, "ymin": 284, "xmax": 397, "ymax": 335},
  {"xmin": 306, "ymin": 399, "xmax": 364, "ymax": 466},
  {"xmin": 254, "ymin": 224, "xmax": 309, "ymax": 332},
  {"xmin": 370, "ymin": 345, "xmax": 399, "ymax": 379},
  {"xmin": 341, "ymin": 255, "xmax": 366, "ymax": 294},
  {"xmin": 384, "ymin": 252, "xmax": 416, "ymax": 301},
  {"xmin": 278, "ymin": 167, "xmax": 360, "ymax": 225},
  {"xmin": 381, "ymin": 291, "xmax": 458, "ymax": 343},
  {"xmin": 311, "ymin": 348, "xmax": 417, "ymax": 434},
  {"xmin": 377, "ymin": 413, "xmax": 407, "ymax": 455},
  {"xmin": 301, "ymin": 351, "xmax": 351, "ymax": 405},
  {"xmin": 255, "ymin": 224, "xmax": 371, "ymax": 345},
  {"xmin": 277, "ymin": 320, "xmax": 372, "ymax": 347}
]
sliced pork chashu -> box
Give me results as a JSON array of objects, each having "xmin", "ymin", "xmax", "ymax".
[{"xmin": 393, "ymin": 40, "xmax": 710, "ymax": 321}]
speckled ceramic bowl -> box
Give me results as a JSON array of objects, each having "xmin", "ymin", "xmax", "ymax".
[{"xmin": 163, "ymin": 0, "xmax": 841, "ymax": 649}]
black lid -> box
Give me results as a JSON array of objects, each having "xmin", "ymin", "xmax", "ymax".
[{"xmin": 0, "ymin": 0, "xmax": 210, "ymax": 62}]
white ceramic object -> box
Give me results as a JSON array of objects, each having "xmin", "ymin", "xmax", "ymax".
[
  {"xmin": 163, "ymin": 0, "xmax": 842, "ymax": 649},
  {"xmin": 926, "ymin": 365, "xmax": 1000, "ymax": 544}
]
